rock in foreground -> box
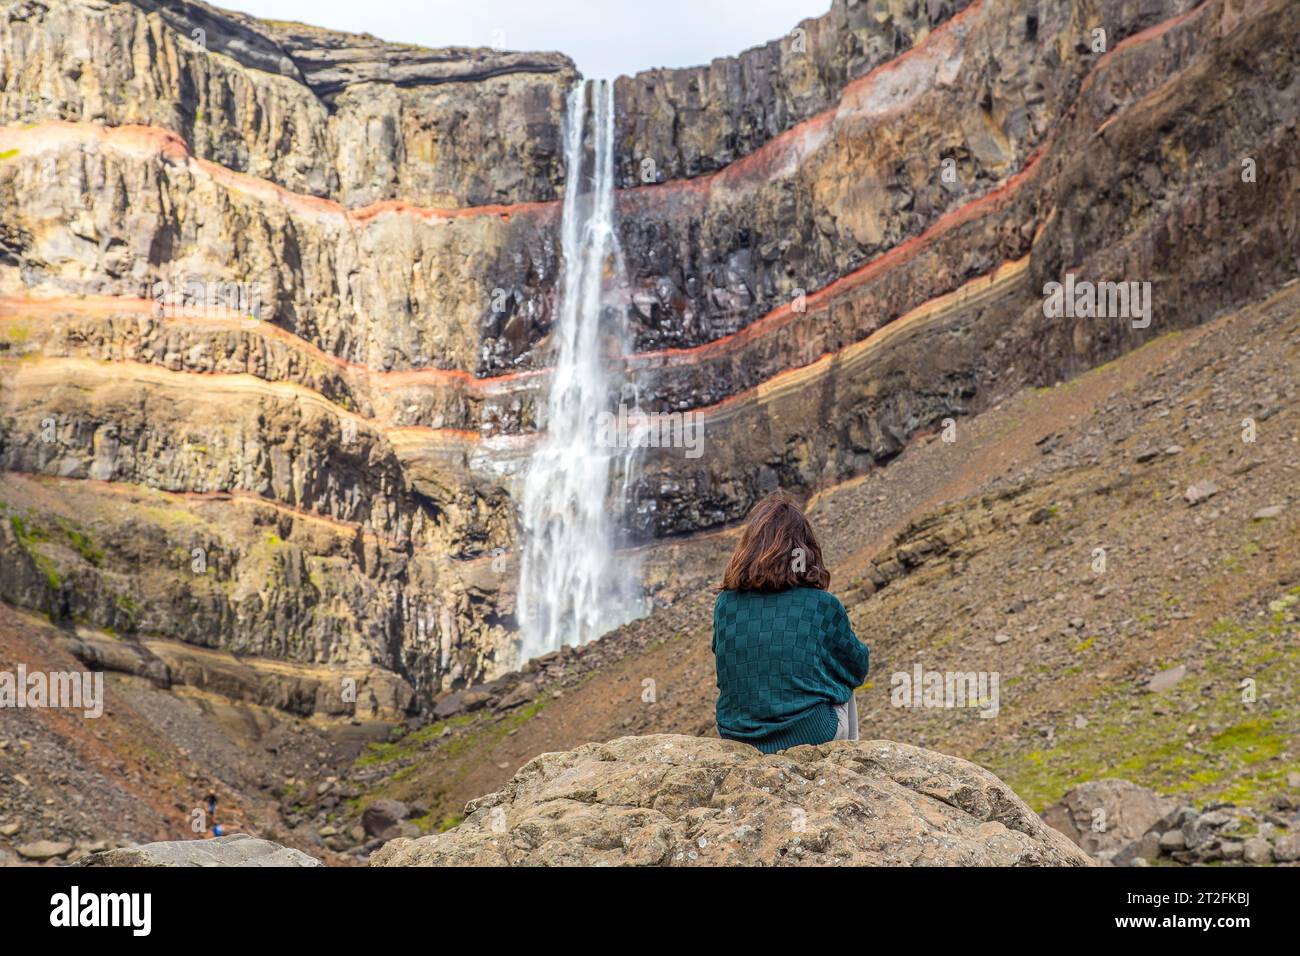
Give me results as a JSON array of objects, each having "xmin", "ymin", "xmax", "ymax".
[
  {"xmin": 81, "ymin": 834, "xmax": 322, "ymax": 867},
  {"xmin": 1041, "ymin": 779, "xmax": 1181, "ymax": 864},
  {"xmin": 371, "ymin": 735, "xmax": 1093, "ymax": 866}
]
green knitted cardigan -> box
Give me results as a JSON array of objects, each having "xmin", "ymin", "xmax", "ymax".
[{"xmin": 713, "ymin": 586, "xmax": 870, "ymax": 754}]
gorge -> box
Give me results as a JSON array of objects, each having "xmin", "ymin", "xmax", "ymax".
[{"xmin": 0, "ymin": 0, "xmax": 1297, "ymax": 864}]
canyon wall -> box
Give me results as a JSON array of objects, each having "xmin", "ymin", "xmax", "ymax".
[{"xmin": 0, "ymin": 0, "xmax": 1296, "ymax": 706}]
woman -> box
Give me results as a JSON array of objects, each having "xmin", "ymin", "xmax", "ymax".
[{"xmin": 713, "ymin": 492, "xmax": 869, "ymax": 753}]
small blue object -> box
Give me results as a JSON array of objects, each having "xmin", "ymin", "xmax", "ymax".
[{"xmin": 213, "ymin": 824, "xmax": 224, "ymax": 836}]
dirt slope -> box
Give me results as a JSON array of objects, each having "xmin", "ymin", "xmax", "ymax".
[{"xmin": 350, "ymin": 280, "xmax": 1299, "ymax": 831}]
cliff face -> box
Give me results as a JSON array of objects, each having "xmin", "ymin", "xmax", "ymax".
[
  {"xmin": 1, "ymin": 0, "xmax": 576, "ymax": 206},
  {"xmin": 1, "ymin": 0, "xmax": 1297, "ymax": 705}
]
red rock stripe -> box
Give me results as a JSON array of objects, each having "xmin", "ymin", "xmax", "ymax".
[
  {"xmin": 0, "ymin": 5, "xmax": 986, "ymax": 222},
  {"xmin": 0, "ymin": 295, "xmax": 544, "ymax": 392},
  {"xmin": 620, "ymin": 0, "xmax": 986, "ymax": 201},
  {"xmin": 0, "ymin": 0, "xmax": 1207, "ymax": 399},
  {"xmin": 628, "ymin": 143, "xmax": 1049, "ymax": 371},
  {"xmin": 1080, "ymin": 2, "xmax": 1207, "ymax": 98}
]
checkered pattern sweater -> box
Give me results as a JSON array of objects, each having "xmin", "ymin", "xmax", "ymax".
[{"xmin": 713, "ymin": 586, "xmax": 870, "ymax": 754}]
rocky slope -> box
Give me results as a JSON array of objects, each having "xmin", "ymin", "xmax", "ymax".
[
  {"xmin": 1039, "ymin": 777, "xmax": 1300, "ymax": 866},
  {"xmin": 341, "ymin": 280, "xmax": 1298, "ymax": 864},
  {"xmin": 370, "ymin": 734, "xmax": 1093, "ymax": 866}
]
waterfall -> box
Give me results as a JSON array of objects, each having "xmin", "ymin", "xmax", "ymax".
[{"xmin": 515, "ymin": 80, "xmax": 645, "ymax": 662}]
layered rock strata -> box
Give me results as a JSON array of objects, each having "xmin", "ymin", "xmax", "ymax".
[{"xmin": 1, "ymin": 0, "xmax": 1296, "ymax": 701}]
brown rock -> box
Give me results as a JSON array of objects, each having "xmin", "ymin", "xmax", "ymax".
[
  {"xmin": 17, "ymin": 840, "xmax": 73, "ymax": 861},
  {"xmin": 370, "ymin": 735, "xmax": 1093, "ymax": 867},
  {"xmin": 496, "ymin": 681, "xmax": 538, "ymax": 710},
  {"xmin": 361, "ymin": 799, "xmax": 411, "ymax": 838},
  {"xmin": 1042, "ymin": 779, "xmax": 1180, "ymax": 863},
  {"xmin": 1273, "ymin": 834, "xmax": 1300, "ymax": 862}
]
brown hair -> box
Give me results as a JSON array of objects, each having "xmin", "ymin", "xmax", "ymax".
[{"xmin": 718, "ymin": 492, "xmax": 831, "ymax": 592}]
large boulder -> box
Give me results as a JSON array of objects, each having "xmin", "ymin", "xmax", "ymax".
[
  {"xmin": 80, "ymin": 834, "xmax": 322, "ymax": 867},
  {"xmin": 1041, "ymin": 779, "xmax": 1181, "ymax": 864},
  {"xmin": 370, "ymin": 735, "xmax": 1093, "ymax": 866}
]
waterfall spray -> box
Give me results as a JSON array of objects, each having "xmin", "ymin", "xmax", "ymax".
[{"xmin": 516, "ymin": 80, "xmax": 645, "ymax": 662}]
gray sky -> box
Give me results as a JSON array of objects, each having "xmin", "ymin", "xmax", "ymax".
[{"xmin": 225, "ymin": 0, "xmax": 830, "ymax": 79}]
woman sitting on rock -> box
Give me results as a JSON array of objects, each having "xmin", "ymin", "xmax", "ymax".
[{"xmin": 713, "ymin": 492, "xmax": 870, "ymax": 753}]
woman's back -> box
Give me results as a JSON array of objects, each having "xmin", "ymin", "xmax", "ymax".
[
  {"xmin": 710, "ymin": 493, "xmax": 870, "ymax": 754},
  {"xmin": 714, "ymin": 586, "xmax": 869, "ymax": 753}
]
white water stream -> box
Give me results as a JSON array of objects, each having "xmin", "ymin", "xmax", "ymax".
[{"xmin": 516, "ymin": 80, "xmax": 645, "ymax": 662}]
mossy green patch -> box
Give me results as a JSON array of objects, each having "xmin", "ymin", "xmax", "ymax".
[
  {"xmin": 987, "ymin": 608, "xmax": 1300, "ymax": 813},
  {"xmin": 11, "ymin": 514, "xmax": 49, "ymax": 544},
  {"xmin": 0, "ymin": 320, "xmax": 33, "ymax": 344},
  {"xmin": 9, "ymin": 513, "xmax": 62, "ymax": 594},
  {"xmin": 355, "ymin": 713, "xmax": 476, "ymax": 768},
  {"xmin": 57, "ymin": 520, "xmax": 105, "ymax": 566}
]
